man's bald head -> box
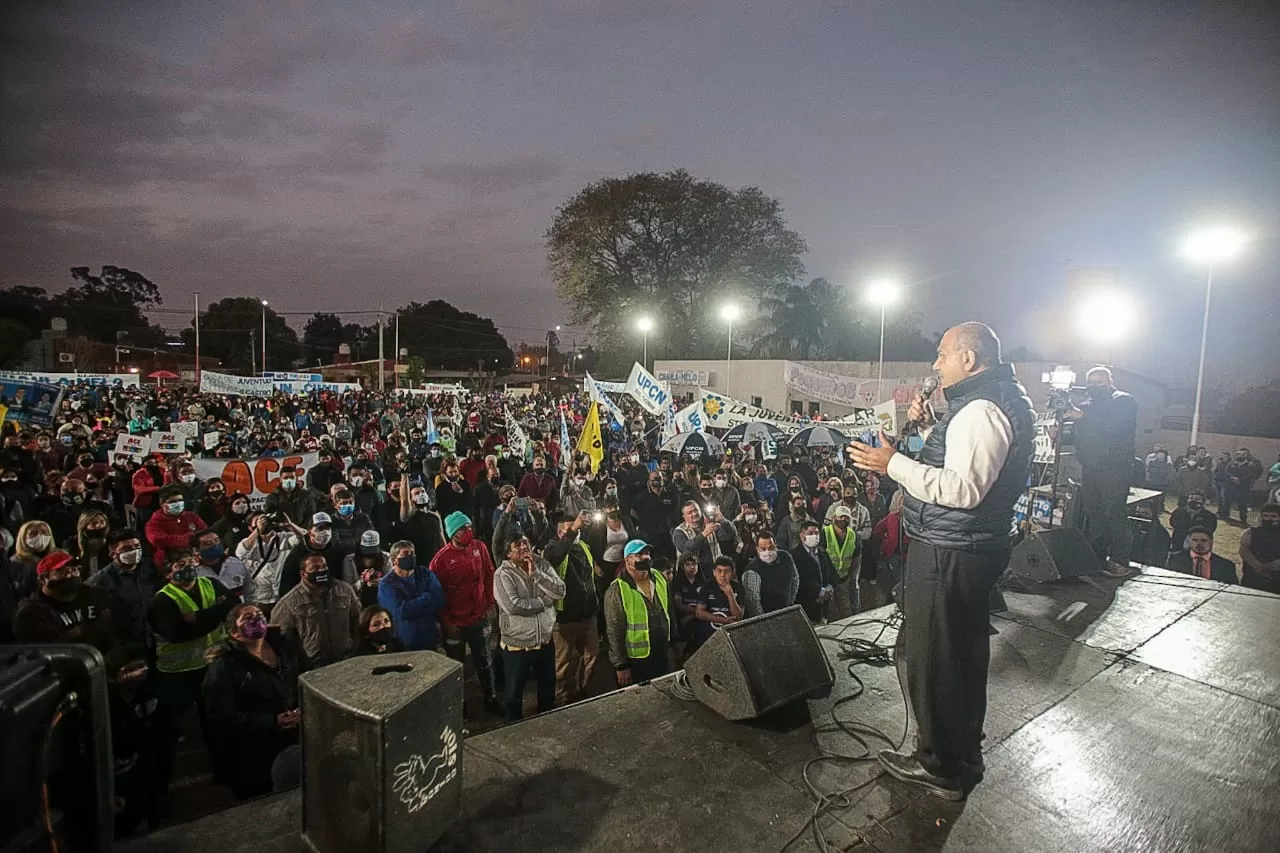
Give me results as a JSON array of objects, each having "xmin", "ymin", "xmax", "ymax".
[{"xmin": 934, "ymin": 322, "xmax": 1002, "ymax": 388}]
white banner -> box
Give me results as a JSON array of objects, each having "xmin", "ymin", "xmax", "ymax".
[
  {"xmin": 657, "ymin": 369, "xmax": 709, "ymax": 387},
  {"xmin": 192, "ymin": 452, "xmax": 320, "ymax": 511},
  {"xmin": 169, "ymin": 421, "xmax": 200, "ymax": 441},
  {"xmin": 152, "ymin": 432, "xmax": 184, "ymax": 454},
  {"xmin": 696, "ymin": 392, "xmax": 801, "ymax": 432},
  {"xmin": 271, "ymin": 380, "xmax": 362, "ymax": 394},
  {"xmin": 200, "ymin": 370, "xmax": 275, "ymax": 397},
  {"xmin": 782, "ymin": 361, "xmax": 934, "ymax": 408},
  {"xmin": 0, "ymin": 370, "xmax": 141, "ymax": 388},
  {"xmin": 584, "ymin": 372, "xmax": 626, "ymax": 425},
  {"xmin": 674, "ymin": 401, "xmax": 705, "ymax": 433},
  {"xmin": 590, "ymin": 378, "xmax": 627, "ymax": 394},
  {"xmin": 203, "ymin": 430, "xmax": 220, "ymax": 450},
  {"xmin": 114, "ymin": 433, "xmax": 151, "ymax": 462},
  {"xmin": 834, "ymin": 400, "xmax": 899, "ymax": 435},
  {"xmin": 264, "ymin": 371, "xmax": 322, "ymax": 382},
  {"xmin": 396, "ymin": 384, "xmax": 468, "ymax": 396},
  {"xmin": 624, "ymin": 362, "xmax": 672, "ymax": 415}
]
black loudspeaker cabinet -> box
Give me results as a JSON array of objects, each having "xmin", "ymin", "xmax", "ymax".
[
  {"xmin": 1007, "ymin": 526, "xmax": 1102, "ymax": 582},
  {"xmin": 684, "ymin": 605, "xmax": 835, "ymax": 721},
  {"xmin": 300, "ymin": 652, "xmax": 464, "ymax": 853}
]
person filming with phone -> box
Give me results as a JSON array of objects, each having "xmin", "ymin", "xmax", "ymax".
[{"xmin": 848, "ymin": 322, "xmax": 1033, "ymax": 801}]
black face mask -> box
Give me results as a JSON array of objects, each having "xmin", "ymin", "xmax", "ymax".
[
  {"xmin": 46, "ymin": 577, "xmax": 81, "ymax": 597},
  {"xmin": 1086, "ymin": 385, "xmax": 1109, "ymax": 400},
  {"xmin": 633, "ymin": 558, "xmax": 651, "ymax": 573},
  {"xmin": 369, "ymin": 627, "xmax": 395, "ymax": 645}
]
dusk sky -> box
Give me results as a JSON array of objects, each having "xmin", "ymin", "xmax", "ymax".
[{"xmin": 2, "ymin": 1, "xmax": 1277, "ymax": 387}]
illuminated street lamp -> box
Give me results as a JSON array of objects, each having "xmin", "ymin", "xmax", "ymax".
[
  {"xmin": 1074, "ymin": 289, "xmax": 1137, "ymax": 364},
  {"xmin": 865, "ymin": 278, "xmax": 902, "ymax": 403},
  {"xmin": 636, "ymin": 316, "xmax": 654, "ymax": 368},
  {"xmin": 1180, "ymin": 225, "xmax": 1248, "ymax": 444},
  {"xmin": 720, "ymin": 303, "xmax": 741, "ymax": 396}
]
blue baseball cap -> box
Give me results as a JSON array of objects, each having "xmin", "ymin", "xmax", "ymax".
[{"xmin": 622, "ymin": 539, "xmax": 652, "ymax": 558}]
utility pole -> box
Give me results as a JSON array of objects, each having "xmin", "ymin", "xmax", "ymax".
[
  {"xmin": 394, "ymin": 313, "xmax": 400, "ymax": 390},
  {"xmin": 193, "ymin": 291, "xmax": 201, "ymax": 384},
  {"xmin": 249, "ymin": 328, "xmax": 256, "ymax": 375},
  {"xmin": 377, "ymin": 309, "xmax": 385, "ymax": 392}
]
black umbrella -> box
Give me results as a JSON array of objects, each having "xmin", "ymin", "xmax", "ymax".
[
  {"xmin": 722, "ymin": 420, "xmax": 787, "ymax": 446},
  {"xmin": 788, "ymin": 425, "xmax": 851, "ymax": 448},
  {"xmin": 660, "ymin": 431, "xmax": 727, "ymax": 461}
]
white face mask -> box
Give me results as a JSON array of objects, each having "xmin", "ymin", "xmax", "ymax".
[
  {"xmin": 312, "ymin": 529, "xmax": 332, "ymax": 546},
  {"xmin": 179, "ymin": 474, "xmax": 196, "ymax": 485},
  {"xmin": 802, "ymin": 534, "xmax": 820, "ymax": 549},
  {"xmin": 119, "ymin": 548, "xmax": 143, "ymax": 566},
  {"xmin": 743, "ymin": 513, "xmax": 757, "ymax": 524},
  {"xmin": 350, "ymin": 476, "xmax": 364, "ymax": 488},
  {"xmin": 27, "ymin": 534, "xmax": 52, "ymax": 552},
  {"xmin": 411, "ymin": 492, "xmax": 429, "ymax": 506},
  {"xmin": 758, "ymin": 550, "xmax": 778, "ymax": 564},
  {"xmin": 714, "ymin": 478, "xmax": 727, "ymax": 488}
]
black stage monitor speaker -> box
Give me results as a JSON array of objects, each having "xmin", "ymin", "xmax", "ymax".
[
  {"xmin": 1007, "ymin": 526, "xmax": 1102, "ymax": 582},
  {"xmin": 684, "ymin": 605, "xmax": 835, "ymax": 721},
  {"xmin": 300, "ymin": 652, "xmax": 464, "ymax": 853}
]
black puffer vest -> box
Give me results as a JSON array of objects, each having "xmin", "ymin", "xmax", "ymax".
[{"xmin": 902, "ymin": 363, "xmax": 1034, "ymax": 552}]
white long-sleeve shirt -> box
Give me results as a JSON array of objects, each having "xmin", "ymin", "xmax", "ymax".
[{"xmin": 886, "ymin": 400, "xmax": 1013, "ymax": 510}]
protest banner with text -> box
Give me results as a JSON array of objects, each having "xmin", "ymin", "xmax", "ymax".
[{"xmin": 192, "ymin": 452, "xmax": 319, "ymax": 511}]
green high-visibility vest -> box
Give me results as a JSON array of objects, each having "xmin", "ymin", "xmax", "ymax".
[
  {"xmin": 823, "ymin": 524, "xmax": 859, "ymax": 582},
  {"xmin": 155, "ymin": 577, "xmax": 226, "ymax": 674},
  {"xmin": 614, "ymin": 572, "xmax": 669, "ymax": 661},
  {"xmin": 555, "ymin": 541, "xmax": 594, "ymax": 612}
]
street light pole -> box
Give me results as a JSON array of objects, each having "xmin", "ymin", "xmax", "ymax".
[
  {"xmin": 261, "ymin": 300, "xmax": 268, "ymax": 375},
  {"xmin": 719, "ymin": 304, "xmax": 740, "ymax": 397},
  {"xmin": 865, "ymin": 278, "xmax": 902, "ymax": 404},
  {"xmin": 877, "ymin": 303, "xmax": 886, "ymax": 404},
  {"xmin": 1190, "ymin": 268, "xmax": 1213, "ymax": 446},
  {"xmin": 193, "ymin": 291, "xmax": 201, "ymax": 384}
]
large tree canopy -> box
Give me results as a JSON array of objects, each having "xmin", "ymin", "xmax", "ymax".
[
  {"xmin": 547, "ymin": 169, "xmax": 807, "ymax": 359},
  {"xmin": 394, "ymin": 300, "xmax": 514, "ymax": 371},
  {"xmin": 180, "ymin": 297, "xmax": 299, "ymax": 373}
]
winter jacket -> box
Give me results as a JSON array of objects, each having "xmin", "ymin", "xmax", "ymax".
[
  {"xmin": 493, "ymin": 557, "xmax": 565, "ymax": 648},
  {"xmin": 269, "ymin": 579, "xmax": 360, "ymax": 669},
  {"xmin": 131, "ymin": 466, "xmax": 165, "ymax": 509},
  {"xmin": 144, "ymin": 509, "xmax": 207, "ymax": 568},
  {"xmin": 85, "ymin": 561, "xmax": 159, "ymax": 646},
  {"xmin": 201, "ymin": 629, "xmax": 302, "ymax": 798},
  {"xmin": 428, "ymin": 539, "xmax": 496, "ymax": 631},
  {"xmin": 377, "ymin": 567, "xmax": 446, "ymax": 651}
]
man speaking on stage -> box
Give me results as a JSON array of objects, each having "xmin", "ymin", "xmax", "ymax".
[{"xmin": 848, "ymin": 322, "xmax": 1033, "ymax": 800}]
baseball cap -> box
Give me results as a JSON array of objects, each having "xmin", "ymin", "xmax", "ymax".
[
  {"xmin": 832, "ymin": 505, "xmax": 854, "ymax": 520},
  {"xmin": 311, "ymin": 511, "xmax": 333, "ymax": 528},
  {"xmin": 359, "ymin": 530, "xmax": 381, "ymax": 554},
  {"xmin": 37, "ymin": 552, "xmax": 76, "ymax": 577},
  {"xmin": 623, "ymin": 539, "xmax": 652, "ymax": 558}
]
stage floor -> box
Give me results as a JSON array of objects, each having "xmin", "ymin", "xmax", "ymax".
[{"xmin": 122, "ymin": 567, "xmax": 1280, "ymax": 852}]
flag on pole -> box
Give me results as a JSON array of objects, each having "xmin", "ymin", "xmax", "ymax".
[
  {"xmin": 576, "ymin": 402, "xmax": 605, "ymax": 475},
  {"xmin": 560, "ymin": 410, "xmax": 573, "ymax": 463},
  {"xmin": 504, "ymin": 407, "xmax": 528, "ymax": 460},
  {"xmin": 425, "ymin": 407, "xmax": 439, "ymax": 444}
]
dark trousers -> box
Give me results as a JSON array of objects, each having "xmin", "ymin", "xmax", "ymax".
[
  {"xmin": 1080, "ymin": 474, "xmax": 1131, "ymax": 565},
  {"xmin": 1222, "ymin": 486, "xmax": 1250, "ymax": 523},
  {"xmin": 501, "ymin": 643, "xmax": 556, "ymax": 722},
  {"xmin": 900, "ymin": 541, "xmax": 1006, "ymax": 778},
  {"xmin": 445, "ymin": 619, "xmax": 496, "ymax": 698},
  {"xmin": 627, "ymin": 650, "xmax": 670, "ymax": 684}
]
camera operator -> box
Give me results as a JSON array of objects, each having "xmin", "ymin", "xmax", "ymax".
[{"xmin": 1073, "ymin": 367, "xmax": 1138, "ymax": 577}]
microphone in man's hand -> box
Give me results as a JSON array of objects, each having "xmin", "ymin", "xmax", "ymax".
[{"xmin": 907, "ymin": 376, "xmax": 940, "ymax": 430}]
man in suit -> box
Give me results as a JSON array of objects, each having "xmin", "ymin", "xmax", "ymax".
[
  {"xmin": 790, "ymin": 520, "xmax": 835, "ymax": 622},
  {"xmin": 1167, "ymin": 527, "xmax": 1238, "ymax": 584}
]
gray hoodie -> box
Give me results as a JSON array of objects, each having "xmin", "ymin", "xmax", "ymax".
[{"xmin": 493, "ymin": 556, "xmax": 565, "ymax": 648}]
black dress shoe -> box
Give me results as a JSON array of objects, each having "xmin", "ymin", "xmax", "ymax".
[{"xmin": 877, "ymin": 750, "xmax": 965, "ymax": 801}]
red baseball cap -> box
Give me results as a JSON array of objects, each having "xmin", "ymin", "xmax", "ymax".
[{"xmin": 37, "ymin": 552, "xmax": 76, "ymax": 577}]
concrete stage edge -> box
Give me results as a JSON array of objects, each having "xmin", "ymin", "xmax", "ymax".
[{"xmin": 122, "ymin": 567, "xmax": 1280, "ymax": 852}]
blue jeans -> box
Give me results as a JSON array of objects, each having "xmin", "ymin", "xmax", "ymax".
[{"xmin": 501, "ymin": 643, "xmax": 556, "ymax": 722}]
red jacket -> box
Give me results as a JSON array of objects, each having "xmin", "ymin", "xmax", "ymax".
[
  {"xmin": 873, "ymin": 511, "xmax": 908, "ymax": 559},
  {"xmin": 145, "ymin": 510, "xmax": 207, "ymax": 568},
  {"xmin": 132, "ymin": 466, "xmax": 165, "ymax": 508},
  {"xmin": 458, "ymin": 456, "xmax": 486, "ymax": 487},
  {"xmin": 428, "ymin": 539, "xmax": 495, "ymax": 630}
]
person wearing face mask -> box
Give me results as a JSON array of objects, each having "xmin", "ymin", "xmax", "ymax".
[
  {"xmin": 707, "ymin": 471, "xmax": 742, "ymax": 523},
  {"xmin": 1071, "ymin": 367, "xmax": 1139, "ymax": 577},
  {"xmin": 559, "ymin": 467, "xmax": 597, "ymax": 518},
  {"xmin": 434, "ymin": 459, "xmax": 475, "ymax": 519},
  {"xmin": 132, "ymin": 456, "xmax": 167, "ymax": 525},
  {"xmin": 211, "ymin": 491, "xmax": 254, "ymax": 551},
  {"xmin": 458, "ymin": 445, "xmax": 487, "ymax": 487},
  {"xmin": 493, "ymin": 534, "xmax": 565, "ymax": 721},
  {"xmin": 741, "ymin": 532, "xmax": 799, "ymax": 618},
  {"xmin": 496, "ymin": 444, "xmax": 523, "ymax": 486},
  {"xmin": 194, "ymin": 480, "xmax": 227, "ymax": 527},
  {"xmin": 67, "ymin": 510, "xmax": 113, "ymax": 577},
  {"xmin": 270, "ymin": 552, "xmax": 361, "ymax": 669},
  {"xmin": 345, "ymin": 530, "xmax": 391, "ymax": 608},
  {"xmin": 277, "ymin": 512, "xmax": 350, "ymax": 598},
  {"xmin": 1222, "ymin": 448, "xmax": 1263, "ymax": 526},
  {"xmin": 822, "ymin": 506, "xmax": 863, "ymax": 618},
  {"xmin": 542, "ymin": 511, "xmax": 601, "ymax": 705},
  {"xmin": 12, "ymin": 519, "xmax": 55, "ymax": 596},
  {"xmin": 86, "ymin": 529, "xmax": 158, "ymax": 646},
  {"xmin": 377, "ymin": 541, "xmax": 447, "ymax": 652},
  {"xmin": 791, "ymin": 521, "xmax": 835, "ymax": 623},
  {"xmin": 169, "ymin": 463, "xmax": 204, "ymax": 506},
  {"xmin": 306, "ymin": 452, "xmax": 346, "ymax": 495},
  {"xmin": 1166, "ymin": 527, "xmax": 1238, "ymax": 583},
  {"xmin": 603, "ymin": 540, "xmax": 672, "ymax": 687},
  {"xmin": 236, "ymin": 511, "xmax": 301, "ymax": 616},
  {"xmin": 191, "ymin": 528, "xmax": 249, "ymax": 593},
  {"xmin": 631, "ymin": 470, "xmax": 680, "ymax": 562},
  {"xmin": 774, "ymin": 495, "xmax": 815, "ymax": 554},
  {"xmin": 14, "ymin": 550, "xmax": 130, "ymax": 651},
  {"xmin": 345, "ymin": 462, "xmax": 385, "ymax": 529},
  {"xmin": 392, "ymin": 473, "xmax": 446, "ymax": 562},
  {"xmin": 264, "ymin": 464, "xmax": 317, "ymax": 528},
  {"xmin": 517, "ymin": 455, "xmax": 559, "ymax": 514},
  {"xmin": 1239, "ymin": 503, "xmax": 1280, "ymax": 593},
  {"xmin": 1167, "ymin": 491, "xmax": 1218, "ymax": 557},
  {"xmin": 203, "ymin": 603, "xmax": 304, "ymax": 800},
  {"xmin": 44, "ymin": 476, "xmax": 89, "ymax": 545},
  {"xmin": 354, "ymin": 605, "xmax": 404, "ymax": 655},
  {"xmin": 329, "ymin": 487, "xmax": 374, "ymax": 553},
  {"xmin": 430, "ymin": 512, "xmax": 500, "ymax": 713},
  {"xmin": 145, "ymin": 485, "xmax": 207, "ymax": 569}
]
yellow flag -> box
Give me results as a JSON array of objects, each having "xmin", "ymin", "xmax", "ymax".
[
  {"xmin": 0, "ymin": 404, "xmax": 7, "ymax": 426},
  {"xmin": 576, "ymin": 402, "xmax": 605, "ymax": 475}
]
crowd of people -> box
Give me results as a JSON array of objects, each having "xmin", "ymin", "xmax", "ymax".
[{"xmin": 1, "ymin": 365, "xmax": 1276, "ymax": 831}]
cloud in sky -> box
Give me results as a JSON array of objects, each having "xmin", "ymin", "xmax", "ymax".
[{"xmin": 1, "ymin": 0, "xmax": 1277, "ymax": 377}]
